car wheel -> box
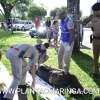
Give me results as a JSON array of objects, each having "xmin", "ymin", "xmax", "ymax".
[
  {"xmin": 29, "ymin": 32, "xmax": 34, "ymax": 38},
  {"xmin": 22, "ymin": 27, "xmax": 25, "ymax": 31},
  {"xmin": 31, "ymin": 36, "xmax": 34, "ymax": 38}
]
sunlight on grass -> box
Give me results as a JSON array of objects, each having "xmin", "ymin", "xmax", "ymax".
[{"xmin": 0, "ymin": 29, "xmax": 100, "ymax": 100}]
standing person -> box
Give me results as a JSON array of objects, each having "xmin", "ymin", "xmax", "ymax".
[
  {"xmin": 90, "ymin": 3, "xmax": 100, "ymax": 77},
  {"xmin": 51, "ymin": 20, "xmax": 59, "ymax": 47},
  {"xmin": 45, "ymin": 18, "xmax": 51, "ymax": 43},
  {"xmin": 3, "ymin": 43, "xmax": 49, "ymax": 100},
  {"xmin": 34, "ymin": 17, "xmax": 41, "ymax": 31},
  {"xmin": 58, "ymin": 11, "xmax": 75, "ymax": 73}
]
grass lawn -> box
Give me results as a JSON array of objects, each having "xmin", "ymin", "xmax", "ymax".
[{"xmin": 0, "ymin": 29, "xmax": 100, "ymax": 100}]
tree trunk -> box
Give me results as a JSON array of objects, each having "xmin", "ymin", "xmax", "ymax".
[
  {"xmin": 1, "ymin": 3, "xmax": 13, "ymax": 20},
  {"xmin": 67, "ymin": 0, "xmax": 80, "ymax": 53}
]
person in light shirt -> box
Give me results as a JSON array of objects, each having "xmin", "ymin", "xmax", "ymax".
[{"xmin": 3, "ymin": 43, "xmax": 49, "ymax": 100}]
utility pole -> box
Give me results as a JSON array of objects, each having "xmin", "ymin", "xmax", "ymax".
[{"xmin": 67, "ymin": 0, "xmax": 80, "ymax": 52}]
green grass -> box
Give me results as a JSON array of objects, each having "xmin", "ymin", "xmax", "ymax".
[{"xmin": 0, "ymin": 29, "xmax": 100, "ymax": 100}]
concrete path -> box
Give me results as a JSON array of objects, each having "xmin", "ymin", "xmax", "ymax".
[{"xmin": 0, "ymin": 62, "xmax": 18, "ymax": 100}]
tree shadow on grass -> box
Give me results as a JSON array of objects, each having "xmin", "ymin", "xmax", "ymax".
[{"xmin": 72, "ymin": 51, "xmax": 100, "ymax": 87}]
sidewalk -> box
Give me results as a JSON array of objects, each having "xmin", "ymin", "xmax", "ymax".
[{"xmin": 0, "ymin": 62, "xmax": 18, "ymax": 100}]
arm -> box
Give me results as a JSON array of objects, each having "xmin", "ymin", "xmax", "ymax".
[
  {"xmin": 29, "ymin": 50, "xmax": 39, "ymax": 88},
  {"xmin": 30, "ymin": 65, "xmax": 36, "ymax": 87},
  {"xmin": 69, "ymin": 28, "xmax": 75, "ymax": 45}
]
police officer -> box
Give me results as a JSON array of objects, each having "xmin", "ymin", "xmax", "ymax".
[
  {"xmin": 3, "ymin": 43, "xmax": 49, "ymax": 100},
  {"xmin": 58, "ymin": 11, "xmax": 75, "ymax": 73},
  {"xmin": 91, "ymin": 3, "xmax": 100, "ymax": 77}
]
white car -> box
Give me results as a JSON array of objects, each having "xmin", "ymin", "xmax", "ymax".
[
  {"xmin": 21, "ymin": 21, "xmax": 33, "ymax": 31},
  {"xmin": 12, "ymin": 20, "xmax": 33, "ymax": 31},
  {"xmin": 12, "ymin": 21, "xmax": 23, "ymax": 30}
]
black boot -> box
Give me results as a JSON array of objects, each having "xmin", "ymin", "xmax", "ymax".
[{"xmin": 18, "ymin": 85, "xmax": 28, "ymax": 100}]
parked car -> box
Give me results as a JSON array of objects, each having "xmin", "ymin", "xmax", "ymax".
[
  {"xmin": 12, "ymin": 20, "xmax": 33, "ymax": 31},
  {"xmin": 12, "ymin": 21, "xmax": 22, "ymax": 31},
  {"xmin": 29, "ymin": 25, "xmax": 47, "ymax": 38},
  {"xmin": 29, "ymin": 27, "xmax": 37, "ymax": 38},
  {"xmin": 21, "ymin": 21, "xmax": 33, "ymax": 31}
]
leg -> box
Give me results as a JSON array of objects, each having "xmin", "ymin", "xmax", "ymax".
[
  {"xmin": 93, "ymin": 48, "xmax": 99, "ymax": 74},
  {"xmin": 18, "ymin": 59, "xmax": 28, "ymax": 100},
  {"xmin": 58, "ymin": 43, "xmax": 64, "ymax": 69},
  {"xmin": 20, "ymin": 59, "xmax": 28, "ymax": 85},
  {"xmin": 54, "ymin": 35, "xmax": 58, "ymax": 46},
  {"xmin": 47, "ymin": 27, "xmax": 51, "ymax": 42},
  {"xmin": 63, "ymin": 42, "xmax": 74, "ymax": 73},
  {"xmin": 18, "ymin": 85, "xmax": 28, "ymax": 100},
  {"xmin": 4, "ymin": 56, "xmax": 22, "ymax": 100},
  {"xmin": 39, "ymin": 55, "xmax": 49, "ymax": 64}
]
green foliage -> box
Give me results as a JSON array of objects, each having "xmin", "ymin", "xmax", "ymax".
[
  {"xmin": 0, "ymin": 0, "xmax": 31, "ymax": 20},
  {"xmin": 14, "ymin": 3, "xmax": 28, "ymax": 19},
  {"xmin": 50, "ymin": 8, "xmax": 60, "ymax": 18},
  {"xmin": 28, "ymin": 5, "xmax": 47, "ymax": 20},
  {"xmin": 50, "ymin": 7, "xmax": 67, "ymax": 18},
  {"xmin": 0, "ymin": 14, "xmax": 4, "ymax": 21}
]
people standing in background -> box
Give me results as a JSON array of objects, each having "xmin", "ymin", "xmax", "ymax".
[
  {"xmin": 34, "ymin": 17, "xmax": 41, "ymax": 31},
  {"xmin": 45, "ymin": 18, "xmax": 51, "ymax": 43},
  {"xmin": 58, "ymin": 11, "xmax": 75, "ymax": 73},
  {"xmin": 51, "ymin": 20, "xmax": 59, "ymax": 47}
]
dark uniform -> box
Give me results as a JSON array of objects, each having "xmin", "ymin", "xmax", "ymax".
[{"xmin": 91, "ymin": 3, "xmax": 100, "ymax": 76}]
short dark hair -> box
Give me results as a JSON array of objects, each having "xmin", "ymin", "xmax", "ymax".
[
  {"xmin": 44, "ymin": 43, "xmax": 49, "ymax": 48},
  {"xmin": 92, "ymin": 3, "xmax": 100, "ymax": 11}
]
